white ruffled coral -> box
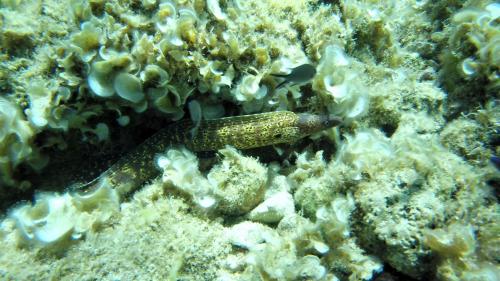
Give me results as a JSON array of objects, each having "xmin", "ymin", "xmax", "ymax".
[
  {"xmin": 157, "ymin": 146, "xmax": 216, "ymax": 209},
  {"xmin": 206, "ymin": 0, "xmax": 227, "ymax": 21},
  {"xmin": 156, "ymin": 2, "xmax": 183, "ymax": 47},
  {"xmin": 423, "ymin": 223, "xmax": 500, "ymax": 281},
  {"xmin": 226, "ymin": 221, "xmax": 327, "ymax": 281},
  {"xmin": 0, "ymin": 97, "xmax": 36, "ymax": 185},
  {"xmin": 70, "ymin": 20, "xmax": 104, "ymax": 62},
  {"xmin": 451, "ymin": 3, "xmax": 500, "ymax": 80},
  {"xmin": 249, "ymin": 191, "xmax": 295, "ymax": 223},
  {"xmin": 8, "ymin": 184, "xmax": 119, "ymax": 247},
  {"xmin": 157, "ymin": 146, "xmax": 267, "ymax": 213},
  {"xmin": 87, "ymin": 49, "xmax": 134, "ymax": 99},
  {"xmin": 336, "ymin": 128, "xmax": 394, "ymax": 176},
  {"xmin": 25, "ymin": 81, "xmax": 53, "ymax": 128},
  {"xmin": 232, "ymin": 73, "xmax": 267, "ymax": 102},
  {"xmin": 313, "ymin": 45, "xmax": 369, "ymax": 120},
  {"xmin": 316, "ymin": 195, "xmax": 356, "ymax": 241},
  {"xmin": 231, "ymin": 72, "xmax": 269, "ymax": 113},
  {"xmin": 199, "ymin": 61, "xmax": 234, "ymax": 93}
]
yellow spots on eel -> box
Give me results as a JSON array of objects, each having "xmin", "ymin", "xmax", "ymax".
[{"xmin": 82, "ymin": 111, "xmax": 342, "ymax": 197}]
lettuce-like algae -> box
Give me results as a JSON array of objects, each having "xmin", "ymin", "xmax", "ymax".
[{"xmin": 0, "ymin": 0, "xmax": 499, "ymax": 280}]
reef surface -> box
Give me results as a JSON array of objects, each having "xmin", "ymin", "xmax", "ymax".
[{"xmin": 0, "ymin": 0, "xmax": 498, "ymax": 280}]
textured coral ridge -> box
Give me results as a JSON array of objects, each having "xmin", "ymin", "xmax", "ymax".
[
  {"xmin": 0, "ymin": 0, "xmax": 351, "ymax": 192},
  {"xmin": 0, "ymin": 0, "xmax": 499, "ymax": 281}
]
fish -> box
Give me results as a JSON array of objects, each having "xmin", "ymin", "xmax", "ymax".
[
  {"xmin": 188, "ymin": 99, "xmax": 202, "ymax": 139},
  {"xmin": 76, "ymin": 111, "xmax": 342, "ymax": 197},
  {"xmin": 271, "ymin": 64, "xmax": 317, "ymax": 88}
]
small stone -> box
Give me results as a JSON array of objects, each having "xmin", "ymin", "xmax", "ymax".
[
  {"xmin": 226, "ymin": 221, "xmax": 276, "ymax": 250},
  {"xmin": 249, "ymin": 191, "xmax": 295, "ymax": 223}
]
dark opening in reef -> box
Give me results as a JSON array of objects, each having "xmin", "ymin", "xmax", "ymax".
[
  {"xmin": 380, "ymin": 122, "xmax": 397, "ymax": 137},
  {"xmin": 371, "ymin": 265, "xmax": 421, "ymax": 281},
  {"xmin": 4, "ymin": 110, "xmax": 168, "ymax": 212},
  {"xmin": 0, "ymin": 31, "xmax": 36, "ymax": 58}
]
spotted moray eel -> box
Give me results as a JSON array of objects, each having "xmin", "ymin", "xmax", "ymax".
[{"xmin": 79, "ymin": 111, "xmax": 342, "ymax": 197}]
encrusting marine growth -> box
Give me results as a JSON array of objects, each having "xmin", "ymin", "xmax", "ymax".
[
  {"xmin": 2, "ymin": 0, "xmax": 497, "ymax": 279},
  {"xmin": 80, "ymin": 111, "xmax": 342, "ymax": 198}
]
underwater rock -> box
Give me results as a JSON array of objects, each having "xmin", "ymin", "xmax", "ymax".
[
  {"xmin": 248, "ymin": 191, "xmax": 295, "ymax": 224},
  {"xmin": 208, "ymin": 146, "xmax": 267, "ymax": 215}
]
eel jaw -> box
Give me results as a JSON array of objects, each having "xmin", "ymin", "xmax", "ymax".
[{"xmin": 297, "ymin": 113, "xmax": 343, "ymax": 136}]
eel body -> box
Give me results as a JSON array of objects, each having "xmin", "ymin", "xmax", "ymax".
[{"xmin": 81, "ymin": 111, "xmax": 342, "ymax": 197}]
